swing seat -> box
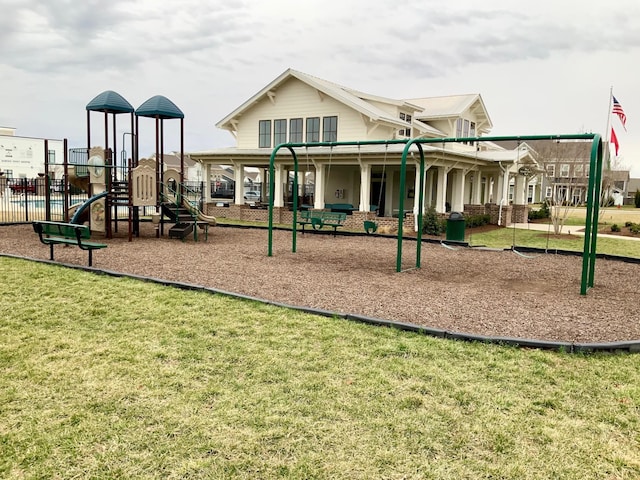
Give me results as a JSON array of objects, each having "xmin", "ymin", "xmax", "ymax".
[
  {"xmin": 364, "ymin": 220, "xmax": 378, "ymax": 234},
  {"xmin": 311, "ymin": 217, "xmax": 324, "ymax": 230}
]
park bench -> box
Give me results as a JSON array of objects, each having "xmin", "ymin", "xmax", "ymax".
[
  {"xmin": 324, "ymin": 203, "xmax": 358, "ymax": 214},
  {"xmin": 297, "ymin": 210, "xmax": 347, "ymax": 236},
  {"xmin": 32, "ymin": 221, "xmax": 107, "ymax": 267}
]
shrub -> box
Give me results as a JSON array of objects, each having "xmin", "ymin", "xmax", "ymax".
[
  {"xmin": 464, "ymin": 213, "xmax": 490, "ymax": 228},
  {"xmin": 611, "ymin": 224, "xmax": 621, "ymax": 232},
  {"xmin": 630, "ymin": 223, "xmax": 640, "ymax": 235},
  {"xmin": 635, "ymin": 189, "xmax": 640, "ymax": 208},
  {"xmin": 528, "ymin": 201, "xmax": 550, "ymax": 221},
  {"xmin": 422, "ymin": 206, "xmax": 445, "ymax": 235}
]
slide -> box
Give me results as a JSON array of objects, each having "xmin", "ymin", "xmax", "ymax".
[
  {"xmin": 182, "ymin": 198, "xmax": 217, "ymax": 226},
  {"xmin": 70, "ymin": 191, "xmax": 108, "ymax": 224}
]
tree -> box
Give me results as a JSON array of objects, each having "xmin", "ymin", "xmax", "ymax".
[{"xmin": 533, "ymin": 139, "xmax": 590, "ymax": 235}]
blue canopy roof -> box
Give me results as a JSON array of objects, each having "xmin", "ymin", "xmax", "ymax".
[
  {"xmin": 136, "ymin": 95, "xmax": 184, "ymax": 119},
  {"xmin": 86, "ymin": 90, "xmax": 134, "ymax": 114}
]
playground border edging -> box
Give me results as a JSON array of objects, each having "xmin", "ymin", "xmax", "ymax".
[{"xmin": 2, "ymin": 252, "xmax": 640, "ymax": 354}]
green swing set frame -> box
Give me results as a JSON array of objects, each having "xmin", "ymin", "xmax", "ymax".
[{"xmin": 267, "ymin": 134, "xmax": 604, "ymax": 295}]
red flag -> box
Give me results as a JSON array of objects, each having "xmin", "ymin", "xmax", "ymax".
[
  {"xmin": 612, "ymin": 96, "xmax": 627, "ymax": 131},
  {"xmin": 611, "ymin": 128, "xmax": 619, "ymax": 156}
]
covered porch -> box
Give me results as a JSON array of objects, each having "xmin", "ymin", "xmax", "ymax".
[{"xmin": 190, "ymin": 142, "xmax": 539, "ymax": 230}]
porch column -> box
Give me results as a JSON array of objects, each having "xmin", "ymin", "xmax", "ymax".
[
  {"xmin": 472, "ymin": 170, "xmax": 483, "ymax": 204},
  {"xmin": 204, "ymin": 163, "xmax": 212, "ymax": 201},
  {"xmin": 260, "ymin": 168, "xmax": 267, "ymax": 199},
  {"xmin": 425, "ymin": 170, "xmax": 434, "ymax": 208},
  {"xmin": 493, "ymin": 172, "xmax": 509, "ymax": 205},
  {"xmin": 297, "ymin": 171, "xmax": 305, "ymax": 202},
  {"xmin": 413, "ymin": 164, "xmax": 422, "ymax": 215},
  {"xmin": 451, "ymin": 169, "xmax": 465, "ymax": 212},
  {"xmin": 359, "ymin": 163, "xmax": 371, "ymax": 212},
  {"xmin": 435, "ymin": 167, "xmax": 447, "ymax": 213},
  {"xmin": 314, "ymin": 163, "xmax": 325, "ymax": 209},
  {"xmin": 274, "ymin": 163, "xmax": 285, "ymax": 208},
  {"xmin": 233, "ymin": 162, "xmax": 244, "ymax": 205},
  {"xmin": 514, "ymin": 173, "xmax": 526, "ymax": 205}
]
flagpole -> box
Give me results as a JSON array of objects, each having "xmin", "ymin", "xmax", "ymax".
[
  {"xmin": 605, "ymin": 86, "xmax": 613, "ymax": 143},
  {"xmin": 605, "ymin": 86, "xmax": 613, "ymax": 169}
]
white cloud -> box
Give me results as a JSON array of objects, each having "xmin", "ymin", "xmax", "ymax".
[{"xmin": 1, "ymin": 0, "xmax": 639, "ymax": 173}]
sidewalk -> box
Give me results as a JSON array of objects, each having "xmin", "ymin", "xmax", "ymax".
[{"xmin": 511, "ymin": 223, "xmax": 640, "ymax": 241}]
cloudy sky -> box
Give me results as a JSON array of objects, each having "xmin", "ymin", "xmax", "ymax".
[{"xmin": 2, "ymin": 0, "xmax": 639, "ymax": 173}]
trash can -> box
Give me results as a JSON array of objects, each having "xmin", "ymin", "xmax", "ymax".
[{"xmin": 446, "ymin": 211, "xmax": 465, "ymax": 242}]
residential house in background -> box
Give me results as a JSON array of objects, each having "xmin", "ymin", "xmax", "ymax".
[
  {"xmin": 190, "ymin": 68, "xmax": 541, "ymax": 229},
  {"xmin": 625, "ymin": 178, "xmax": 640, "ymax": 206},
  {"xmin": 510, "ymin": 139, "xmax": 631, "ymax": 206}
]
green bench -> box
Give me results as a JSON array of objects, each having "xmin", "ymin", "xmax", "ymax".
[
  {"xmin": 297, "ymin": 210, "xmax": 347, "ymax": 235},
  {"xmin": 32, "ymin": 221, "xmax": 108, "ymax": 267},
  {"xmin": 324, "ymin": 203, "xmax": 357, "ymax": 214}
]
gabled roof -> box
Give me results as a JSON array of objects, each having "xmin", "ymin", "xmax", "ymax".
[
  {"xmin": 407, "ymin": 94, "xmax": 493, "ymax": 132},
  {"xmin": 216, "ymin": 68, "xmax": 418, "ymax": 131}
]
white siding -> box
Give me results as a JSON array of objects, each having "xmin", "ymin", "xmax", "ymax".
[
  {"xmin": 235, "ymin": 78, "xmax": 369, "ymax": 148},
  {"xmin": 0, "ymin": 135, "xmax": 65, "ymax": 178}
]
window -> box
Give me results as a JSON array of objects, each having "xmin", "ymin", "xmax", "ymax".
[
  {"xmin": 574, "ymin": 164, "xmax": 584, "ymax": 177},
  {"xmin": 306, "ymin": 117, "xmax": 320, "ymax": 143},
  {"xmin": 455, "ymin": 118, "xmax": 475, "ymax": 144},
  {"xmin": 399, "ymin": 112, "xmax": 412, "ymax": 137},
  {"xmin": 556, "ymin": 186, "xmax": 568, "ymax": 203},
  {"xmin": 48, "ymin": 150, "xmax": 56, "ymax": 164},
  {"xmin": 258, "ymin": 120, "xmax": 271, "ymax": 148},
  {"xmin": 572, "ymin": 188, "xmax": 583, "ymax": 205},
  {"xmin": 322, "ymin": 116, "xmax": 338, "ymax": 142},
  {"xmin": 274, "ymin": 119, "xmax": 287, "ymax": 146},
  {"xmin": 463, "ymin": 119, "xmax": 470, "ymax": 138},
  {"xmin": 545, "ymin": 186, "xmax": 552, "ymax": 198},
  {"xmin": 560, "ymin": 164, "xmax": 570, "ymax": 178},
  {"xmin": 290, "ymin": 118, "xmax": 303, "ymax": 143},
  {"xmin": 546, "ymin": 164, "xmax": 555, "ymax": 177}
]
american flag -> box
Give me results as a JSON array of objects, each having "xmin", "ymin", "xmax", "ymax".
[{"xmin": 612, "ymin": 96, "xmax": 627, "ymax": 130}]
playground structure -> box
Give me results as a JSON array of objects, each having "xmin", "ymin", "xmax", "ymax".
[
  {"xmin": 32, "ymin": 90, "xmax": 216, "ymax": 241},
  {"xmin": 267, "ymin": 134, "xmax": 604, "ymax": 295}
]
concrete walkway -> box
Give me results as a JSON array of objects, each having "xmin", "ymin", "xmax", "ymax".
[{"xmin": 511, "ymin": 222, "xmax": 640, "ymax": 242}]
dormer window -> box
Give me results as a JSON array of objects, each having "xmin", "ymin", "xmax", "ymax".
[
  {"xmin": 399, "ymin": 112, "xmax": 412, "ymax": 137},
  {"xmin": 455, "ymin": 118, "xmax": 476, "ymax": 145}
]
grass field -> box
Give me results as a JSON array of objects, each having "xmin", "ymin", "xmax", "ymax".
[
  {"xmin": 1, "ymin": 258, "xmax": 639, "ymax": 479},
  {"xmin": 468, "ymin": 227, "xmax": 640, "ymax": 258}
]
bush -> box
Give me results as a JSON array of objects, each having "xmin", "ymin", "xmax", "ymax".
[
  {"xmin": 422, "ymin": 206, "xmax": 445, "ymax": 235},
  {"xmin": 528, "ymin": 202, "xmax": 550, "ymax": 221},
  {"xmin": 630, "ymin": 223, "xmax": 640, "ymax": 235},
  {"xmin": 611, "ymin": 224, "xmax": 621, "ymax": 232},
  {"xmin": 464, "ymin": 213, "xmax": 490, "ymax": 228}
]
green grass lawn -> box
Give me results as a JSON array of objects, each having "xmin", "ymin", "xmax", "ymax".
[
  {"xmin": 2, "ymin": 258, "xmax": 639, "ymax": 479},
  {"xmin": 466, "ymin": 227, "xmax": 640, "ymax": 258}
]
